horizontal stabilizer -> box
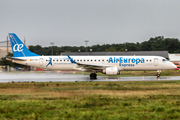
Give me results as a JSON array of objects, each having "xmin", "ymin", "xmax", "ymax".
[{"xmin": 6, "ymin": 57, "xmax": 27, "ymax": 61}]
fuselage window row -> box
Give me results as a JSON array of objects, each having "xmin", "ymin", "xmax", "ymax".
[{"xmin": 46, "ymin": 59, "xmax": 152, "ymax": 63}]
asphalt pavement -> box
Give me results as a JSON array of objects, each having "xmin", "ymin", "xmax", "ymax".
[{"xmin": 0, "ymin": 71, "xmax": 180, "ymax": 83}]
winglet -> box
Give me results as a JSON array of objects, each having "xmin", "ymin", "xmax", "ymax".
[{"xmin": 67, "ymin": 55, "xmax": 76, "ymax": 63}]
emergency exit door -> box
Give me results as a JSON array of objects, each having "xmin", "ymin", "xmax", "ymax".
[{"xmin": 154, "ymin": 58, "xmax": 158, "ymax": 66}]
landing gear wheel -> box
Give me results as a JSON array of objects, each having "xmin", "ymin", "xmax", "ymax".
[
  {"xmin": 90, "ymin": 73, "xmax": 97, "ymax": 79},
  {"xmin": 157, "ymin": 70, "xmax": 161, "ymax": 79},
  {"xmin": 157, "ymin": 73, "xmax": 160, "ymax": 78}
]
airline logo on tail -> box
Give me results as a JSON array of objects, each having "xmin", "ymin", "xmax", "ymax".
[
  {"xmin": 13, "ymin": 44, "xmax": 24, "ymax": 52},
  {"xmin": 9, "ymin": 33, "xmax": 40, "ymax": 57}
]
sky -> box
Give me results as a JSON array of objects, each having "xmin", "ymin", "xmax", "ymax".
[{"xmin": 0, "ymin": 0, "xmax": 180, "ymax": 47}]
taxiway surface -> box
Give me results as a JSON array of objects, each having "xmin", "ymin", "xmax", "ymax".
[{"xmin": 0, "ymin": 72, "xmax": 180, "ymax": 83}]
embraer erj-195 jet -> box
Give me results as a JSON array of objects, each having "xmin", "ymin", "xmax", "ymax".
[{"xmin": 7, "ymin": 33, "xmax": 177, "ymax": 79}]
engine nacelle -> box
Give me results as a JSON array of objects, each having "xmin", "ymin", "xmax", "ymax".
[{"xmin": 103, "ymin": 67, "xmax": 120, "ymax": 75}]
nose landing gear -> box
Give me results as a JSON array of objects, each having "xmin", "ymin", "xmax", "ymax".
[{"xmin": 157, "ymin": 70, "xmax": 161, "ymax": 79}]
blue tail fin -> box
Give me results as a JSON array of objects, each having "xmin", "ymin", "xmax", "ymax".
[{"xmin": 9, "ymin": 33, "xmax": 40, "ymax": 57}]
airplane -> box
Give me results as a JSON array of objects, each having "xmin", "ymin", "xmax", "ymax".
[{"xmin": 6, "ymin": 33, "xmax": 177, "ymax": 79}]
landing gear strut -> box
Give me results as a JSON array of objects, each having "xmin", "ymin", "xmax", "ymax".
[
  {"xmin": 157, "ymin": 70, "xmax": 161, "ymax": 79},
  {"xmin": 90, "ymin": 73, "xmax": 97, "ymax": 79}
]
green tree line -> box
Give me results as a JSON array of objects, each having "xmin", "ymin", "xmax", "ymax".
[{"xmin": 29, "ymin": 36, "xmax": 180, "ymax": 55}]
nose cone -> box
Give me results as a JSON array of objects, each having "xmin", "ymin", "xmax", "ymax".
[{"xmin": 171, "ymin": 63, "xmax": 177, "ymax": 69}]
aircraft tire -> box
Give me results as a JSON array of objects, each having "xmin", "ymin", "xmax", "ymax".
[{"xmin": 90, "ymin": 73, "xmax": 97, "ymax": 79}]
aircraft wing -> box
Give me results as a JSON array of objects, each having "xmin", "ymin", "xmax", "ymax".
[
  {"xmin": 75, "ymin": 63, "xmax": 113, "ymax": 70},
  {"xmin": 6, "ymin": 57, "xmax": 27, "ymax": 61},
  {"xmin": 67, "ymin": 55, "xmax": 113, "ymax": 70}
]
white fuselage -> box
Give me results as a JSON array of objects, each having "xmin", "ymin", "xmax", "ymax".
[{"xmin": 12, "ymin": 56, "xmax": 176, "ymax": 71}]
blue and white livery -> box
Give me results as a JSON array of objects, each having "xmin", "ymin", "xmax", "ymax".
[{"xmin": 7, "ymin": 33, "xmax": 177, "ymax": 79}]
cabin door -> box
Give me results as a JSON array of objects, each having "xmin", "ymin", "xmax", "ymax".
[
  {"xmin": 39, "ymin": 58, "xmax": 43, "ymax": 66},
  {"xmin": 154, "ymin": 58, "xmax": 158, "ymax": 66}
]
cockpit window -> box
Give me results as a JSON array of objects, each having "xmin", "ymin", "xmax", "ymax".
[{"xmin": 162, "ymin": 59, "xmax": 168, "ymax": 62}]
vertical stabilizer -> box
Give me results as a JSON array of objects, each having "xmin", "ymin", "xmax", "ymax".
[{"xmin": 9, "ymin": 33, "xmax": 40, "ymax": 57}]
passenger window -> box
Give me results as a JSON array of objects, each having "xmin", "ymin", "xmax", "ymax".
[
  {"xmin": 87, "ymin": 60, "xmax": 89, "ymax": 61},
  {"xmin": 57, "ymin": 60, "xmax": 58, "ymax": 61},
  {"xmin": 84, "ymin": 60, "xmax": 86, "ymax": 61},
  {"xmin": 94, "ymin": 60, "xmax": 96, "ymax": 62},
  {"xmin": 99, "ymin": 60, "xmax": 100, "ymax": 62}
]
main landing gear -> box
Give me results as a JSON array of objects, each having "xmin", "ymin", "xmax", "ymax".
[
  {"xmin": 90, "ymin": 73, "xmax": 97, "ymax": 79},
  {"xmin": 157, "ymin": 70, "xmax": 161, "ymax": 79}
]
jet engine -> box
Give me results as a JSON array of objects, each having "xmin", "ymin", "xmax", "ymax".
[{"xmin": 103, "ymin": 67, "xmax": 120, "ymax": 75}]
